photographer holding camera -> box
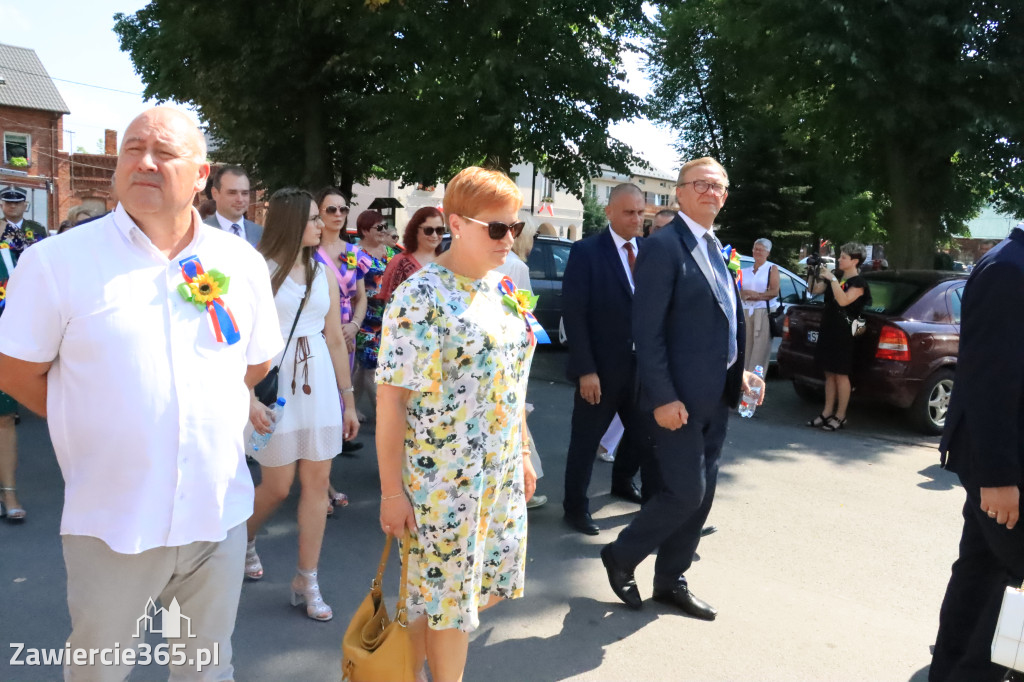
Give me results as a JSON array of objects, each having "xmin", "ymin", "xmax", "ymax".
[{"xmin": 804, "ymin": 243, "xmax": 871, "ymax": 431}]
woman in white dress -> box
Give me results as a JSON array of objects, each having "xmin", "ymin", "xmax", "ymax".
[
  {"xmin": 244, "ymin": 188, "xmax": 359, "ymax": 621},
  {"xmin": 740, "ymin": 237, "xmax": 781, "ymax": 374}
]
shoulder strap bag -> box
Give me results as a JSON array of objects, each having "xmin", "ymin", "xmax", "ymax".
[
  {"xmin": 254, "ymin": 286, "xmax": 309, "ymax": 406},
  {"xmin": 341, "ymin": 534, "xmax": 415, "ymax": 682}
]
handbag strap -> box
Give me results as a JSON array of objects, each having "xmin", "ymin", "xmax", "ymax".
[
  {"xmin": 373, "ymin": 533, "xmax": 413, "ymax": 626},
  {"xmin": 280, "ymin": 286, "xmax": 309, "ymax": 362}
]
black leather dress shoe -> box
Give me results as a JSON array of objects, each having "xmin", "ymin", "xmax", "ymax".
[
  {"xmin": 610, "ymin": 482, "xmax": 643, "ymax": 505},
  {"xmin": 564, "ymin": 511, "xmax": 600, "ymax": 535},
  {"xmin": 601, "ymin": 545, "xmax": 642, "ymax": 610},
  {"xmin": 652, "ymin": 583, "xmax": 717, "ymax": 620}
]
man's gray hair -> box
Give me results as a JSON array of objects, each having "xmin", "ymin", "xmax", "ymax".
[
  {"xmin": 754, "ymin": 237, "xmax": 773, "ymax": 252},
  {"xmin": 607, "ymin": 183, "xmax": 643, "ymax": 204}
]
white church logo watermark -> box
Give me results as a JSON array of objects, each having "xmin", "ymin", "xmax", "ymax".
[{"xmin": 10, "ymin": 597, "xmax": 217, "ymax": 672}]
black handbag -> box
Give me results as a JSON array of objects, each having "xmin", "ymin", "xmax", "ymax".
[
  {"xmin": 254, "ymin": 288, "xmax": 308, "ymax": 406},
  {"xmin": 768, "ymin": 266, "xmax": 785, "ymax": 337}
]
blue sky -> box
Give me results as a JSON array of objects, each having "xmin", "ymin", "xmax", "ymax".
[{"xmin": 2, "ymin": 1, "xmax": 679, "ymax": 173}]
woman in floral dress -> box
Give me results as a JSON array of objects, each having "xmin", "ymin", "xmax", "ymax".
[
  {"xmin": 376, "ymin": 167, "xmax": 538, "ymax": 682},
  {"xmin": 353, "ymin": 209, "xmax": 397, "ymax": 421}
]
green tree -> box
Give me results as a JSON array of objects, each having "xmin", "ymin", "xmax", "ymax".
[
  {"xmin": 648, "ymin": 0, "xmax": 1024, "ymax": 268},
  {"xmin": 581, "ymin": 190, "xmax": 605, "ymax": 238},
  {"xmin": 114, "ymin": 0, "xmax": 646, "ymax": 197}
]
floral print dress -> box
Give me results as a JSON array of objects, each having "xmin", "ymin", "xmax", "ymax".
[
  {"xmin": 356, "ymin": 244, "xmax": 397, "ymax": 369},
  {"xmin": 376, "ymin": 263, "xmax": 537, "ymax": 632},
  {"xmin": 0, "ymin": 221, "xmax": 45, "ymax": 415}
]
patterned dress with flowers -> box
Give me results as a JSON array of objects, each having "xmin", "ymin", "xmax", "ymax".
[
  {"xmin": 376, "ymin": 263, "xmax": 537, "ymax": 632},
  {"xmin": 0, "ymin": 220, "xmax": 45, "ymax": 415},
  {"xmin": 356, "ymin": 244, "xmax": 397, "ymax": 369},
  {"xmin": 315, "ymin": 242, "xmax": 371, "ymax": 325}
]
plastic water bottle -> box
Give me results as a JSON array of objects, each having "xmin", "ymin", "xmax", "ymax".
[
  {"xmin": 738, "ymin": 365, "xmax": 765, "ymax": 418},
  {"xmin": 248, "ymin": 398, "xmax": 286, "ymax": 451}
]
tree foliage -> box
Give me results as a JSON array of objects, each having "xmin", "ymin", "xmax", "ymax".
[
  {"xmin": 648, "ymin": 0, "xmax": 1024, "ymax": 267},
  {"xmin": 113, "ymin": 0, "xmax": 646, "ymax": 197}
]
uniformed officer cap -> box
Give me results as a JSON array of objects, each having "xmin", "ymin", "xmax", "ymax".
[{"xmin": 0, "ymin": 188, "xmax": 27, "ymax": 203}]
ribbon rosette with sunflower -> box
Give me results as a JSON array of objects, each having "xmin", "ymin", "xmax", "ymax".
[
  {"xmin": 178, "ymin": 270, "xmax": 230, "ymax": 308},
  {"xmin": 344, "ymin": 250, "xmax": 358, "ymax": 270},
  {"xmin": 503, "ymin": 288, "xmax": 539, "ymax": 318}
]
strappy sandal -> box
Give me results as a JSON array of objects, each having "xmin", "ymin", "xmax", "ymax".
[
  {"xmin": 245, "ymin": 540, "xmax": 264, "ymax": 580},
  {"xmin": 822, "ymin": 416, "xmax": 847, "ymax": 431},
  {"xmin": 806, "ymin": 414, "xmax": 830, "ymax": 428},
  {"xmin": 0, "ymin": 487, "xmax": 26, "ymax": 523}
]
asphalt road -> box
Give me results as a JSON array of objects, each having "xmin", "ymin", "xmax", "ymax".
[{"xmin": 0, "ymin": 346, "xmax": 962, "ymax": 681}]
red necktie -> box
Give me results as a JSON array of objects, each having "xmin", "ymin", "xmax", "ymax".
[{"xmin": 624, "ymin": 242, "xmax": 636, "ymax": 273}]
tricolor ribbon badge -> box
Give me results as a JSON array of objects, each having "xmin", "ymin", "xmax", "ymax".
[
  {"xmin": 498, "ymin": 276, "xmax": 550, "ymax": 345},
  {"xmin": 721, "ymin": 244, "xmax": 742, "ymax": 288},
  {"xmin": 0, "ymin": 280, "xmax": 6, "ymax": 311},
  {"xmin": 177, "ymin": 255, "xmax": 241, "ymax": 345}
]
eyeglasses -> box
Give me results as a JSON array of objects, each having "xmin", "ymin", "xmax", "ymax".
[
  {"xmin": 460, "ymin": 215, "xmax": 525, "ymax": 240},
  {"xmin": 372, "ymin": 223, "xmax": 388, "ymax": 232},
  {"xmin": 308, "ymin": 215, "xmax": 324, "ymax": 223},
  {"xmin": 678, "ymin": 180, "xmax": 729, "ymax": 197},
  {"xmin": 420, "ymin": 226, "xmax": 445, "ymax": 237},
  {"xmin": 324, "ymin": 205, "xmax": 350, "ymax": 215}
]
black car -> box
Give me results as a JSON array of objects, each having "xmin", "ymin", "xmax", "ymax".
[{"xmin": 440, "ymin": 234, "xmax": 573, "ymax": 341}]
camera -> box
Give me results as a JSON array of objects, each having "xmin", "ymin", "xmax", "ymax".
[{"xmin": 806, "ymin": 253, "xmax": 825, "ymax": 279}]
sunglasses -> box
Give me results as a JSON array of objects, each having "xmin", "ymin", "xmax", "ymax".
[
  {"xmin": 324, "ymin": 205, "xmax": 350, "ymax": 215},
  {"xmin": 420, "ymin": 226, "xmax": 445, "ymax": 236},
  {"xmin": 372, "ymin": 223, "xmax": 388, "ymax": 232},
  {"xmin": 461, "ymin": 215, "xmax": 525, "ymax": 240}
]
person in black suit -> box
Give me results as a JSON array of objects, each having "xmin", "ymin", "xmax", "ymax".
[
  {"xmin": 930, "ymin": 224, "xmax": 1024, "ymax": 681},
  {"xmin": 600, "ymin": 157, "xmax": 763, "ymax": 619},
  {"xmin": 203, "ymin": 165, "xmax": 263, "ymax": 246},
  {"xmin": 561, "ymin": 183, "xmax": 650, "ymax": 535}
]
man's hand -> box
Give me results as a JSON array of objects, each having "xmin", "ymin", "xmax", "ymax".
[
  {"xmin": 579, "ymin": 373, "xmax": 601, "ymax": 405},
  {"xmin": 742, "ymin": 371, "xmax": 767, "ymax": 405},
  {"xmin": 981, "ymin": 486, "xmax": 1020, "ymax": 529},
  {"xmin": 653, "ymin": 401, "xmax": 688, "ymax": 430}
]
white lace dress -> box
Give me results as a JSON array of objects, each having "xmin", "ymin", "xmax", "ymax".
[{"xmin": 246, "ymin": 263, "xmax": 345, "ymax": 467}]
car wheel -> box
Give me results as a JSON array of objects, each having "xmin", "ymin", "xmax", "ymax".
[
  {"xmin": 792, "ymin": 380, "xmax": 822, "ymax": 403},
  {"xmin": 912, "ymin": 368, "xmax": 954, "ymax": 435}
]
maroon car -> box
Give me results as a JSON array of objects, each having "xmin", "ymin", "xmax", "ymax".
[{"xmin": 777, "ymin": 270, "xmax": 967, "ymax": 434}]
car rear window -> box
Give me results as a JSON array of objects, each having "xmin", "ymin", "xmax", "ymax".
[{"xmin": 861, "ymin": 280, "xmax": 928, "ymax": 314}]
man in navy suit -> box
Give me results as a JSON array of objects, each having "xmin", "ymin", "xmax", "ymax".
[
  {"xmin": 930, "ymin": 224, "xmax": 1024, "ymax": 681},
  {"xmin": 203, "ymin": 165, "xmax": 262, "ymax": 247},
  {"xmin": 561, "ymin": 183, "xmax": 650, "ymax": 535},
  {"xmin": 600, "ymin": 157, "xmax": 762, "ymax": 619}
]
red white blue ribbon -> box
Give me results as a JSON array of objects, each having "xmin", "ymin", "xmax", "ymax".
[
  {"xmin": 498, "ymin": 276, "xmax": 550, "ymax": 345},
  {"xmin": 178, "ymin": 255, "xmax": 241, "ymax": 345}
]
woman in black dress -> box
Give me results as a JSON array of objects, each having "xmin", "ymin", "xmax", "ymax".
[{"xmin": 805, "ymin": 243, "xmax": 871, "ymax": 431}]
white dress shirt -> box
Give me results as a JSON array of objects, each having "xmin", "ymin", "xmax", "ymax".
[
  {"xmin": 0, "ymin": 204, "xmax": 283, "ymax": 553},
  {"xmin": 215, "ymin": 211, "xmax": 246, "ymax": 238},
  {"xmin": 609, "ymin": 228, "xmax": 638, "ymax": 293},
  {"xmin": 678, "ymin": 211, "xmax": 738, "ymax": 366}
]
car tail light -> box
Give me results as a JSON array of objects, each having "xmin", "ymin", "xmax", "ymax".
[
  {"xmin": 876, "ymin": 325, "xmax": 910, "ymax": 362},
  {"xmin": 782, "ymin": 314, "xmax": 790, "ymax": 341}
]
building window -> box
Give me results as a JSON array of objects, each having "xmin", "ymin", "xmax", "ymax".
[
  {"xmin": 542, "ymin": 177, "xmax": 555, "ymax": 201},
  {"xmin": 605, "ymin": 185, "xmax": 612, "ymax": 200},
  {"xmin": 4, "ymin": 132, "xmax": 30, "ymax": 165}
]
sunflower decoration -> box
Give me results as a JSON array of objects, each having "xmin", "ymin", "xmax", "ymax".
[
  {"xmin": 23, "ymin": 228, "xmax": 34, "ymax": 241},
  {"xmin": 0, "ymin": 282, "xmax": 6, "ymax": 308},
  {"xmin": 344, "ymin": 250, "xmax": 358, "ymax": 270},
  {"xmin": 502, "ymin": 288, "xmax": 538, "ymax": 318},
  {"xmin": 177, "ymin": 269, "xmax": 230, "ymax": 309}
]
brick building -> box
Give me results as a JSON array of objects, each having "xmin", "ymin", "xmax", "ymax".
[{"xmin": 0, "ymin": 43, "xmax": 69, "ymax": 231}]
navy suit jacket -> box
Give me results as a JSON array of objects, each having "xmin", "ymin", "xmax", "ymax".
[
  {"xmin": 940, "ymin": 227, "xmax": 1024, "ymax": 487},
  {"xmin": 203, "ymin": 215, "xmax": 263, "ymax": 248},
  {"xmin": 561, "ymin": 228, "xmax": 640, "ymax": 392},
  {"xmin": 632, "ymin": 215, "xmax": 746, "ymax": 414}
]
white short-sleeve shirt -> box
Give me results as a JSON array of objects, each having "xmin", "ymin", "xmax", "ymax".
[{"xmin": 0, "ymin": 204, "xmax": 283, "ymax": 554}]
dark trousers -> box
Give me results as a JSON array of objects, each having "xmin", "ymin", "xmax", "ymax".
[
  {"xmin": 563, "ymin": 362, "xmax": 650, "ymax": 516},
  {"xmin": 607, "ymin": 397, "xmax": 728, "ymax": 586},
  {"xmin": 931, "ymin": 486, "xmax": 1024, "ymax": 682}
]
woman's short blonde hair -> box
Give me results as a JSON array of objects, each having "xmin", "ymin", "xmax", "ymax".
[
  {"xmin": 512, "ymin": 221, "xmax": 539, "ymax": 261},
  {"xmin": 443, "ymin": 166, "xmax": 523, "ymax": 219}
]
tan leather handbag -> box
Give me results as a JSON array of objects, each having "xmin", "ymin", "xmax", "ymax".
[{"xmin": 341, "ymin": 535, "xmax": 416, "ymax": 682}]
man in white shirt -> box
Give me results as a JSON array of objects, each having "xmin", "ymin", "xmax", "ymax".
[
  {"xmin": 0, "ymin": 107, "xmax": 283, "ymax": 681},
  {"xmin": 204, "ymin": 165, "xmax": 262, "ymax": 247}
]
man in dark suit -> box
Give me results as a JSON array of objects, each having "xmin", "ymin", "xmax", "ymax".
[
  {"xmin": 203, "ymin": 165, "xmax": 262, "ymax": 246},
  {"xmin": 600, "ymin": 157, "xmax": 761, "ymax": 619},
  {"xmin": 561, "ymin": 183, "xmax": 650, "ymax": 535},
  {"xmin": 930, "ymin": 224, "xmax": 1024, "ymax": 681}
]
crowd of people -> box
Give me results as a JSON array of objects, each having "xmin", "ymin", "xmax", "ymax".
[{"xmin": 0, "ymin": 104, "xmax": 1020, "ymax": 682}]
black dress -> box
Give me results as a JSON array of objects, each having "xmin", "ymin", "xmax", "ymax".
[{"xmin": 815, "ymin": 271, "xmax": 871, "ymax": 375}]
